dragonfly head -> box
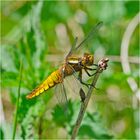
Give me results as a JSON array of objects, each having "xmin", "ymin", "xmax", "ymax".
[{"xmin": 81, "ymin": 53, "xmax": 94, "ymax": 66}]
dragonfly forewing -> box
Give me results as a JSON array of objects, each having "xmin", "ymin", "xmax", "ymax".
[
  {"xmin": 75, "ymin": 22, "xmax": 103, "ymax": 51},
  {"xmin": 66, "ymin": 37, "xmax": 78, "ymax": 60}
]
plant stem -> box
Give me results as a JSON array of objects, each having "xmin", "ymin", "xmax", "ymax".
[
  {"xmin": 71, "ymin": 58, "xmax": 109, "ymax": 140},
  {"xmin": 12, "ymin": 60, "xmax": 23, "ymax": 140}
]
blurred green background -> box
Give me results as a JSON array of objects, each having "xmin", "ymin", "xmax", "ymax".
[{"xmin": 1, "ymin": 1, "xmax": 139, "ymax": 139}]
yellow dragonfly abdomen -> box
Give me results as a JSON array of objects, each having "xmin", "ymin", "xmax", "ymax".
[{"xmin": 26, "ymin": 69, "xmax": 62, "ymax": 99}]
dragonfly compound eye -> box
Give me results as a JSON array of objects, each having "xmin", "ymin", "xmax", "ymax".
[{"xmin": 87, "ymin": 55, "xmax": 94, "ymax": 65}]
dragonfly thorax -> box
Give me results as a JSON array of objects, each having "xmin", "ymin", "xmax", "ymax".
[{"xmin": 81, "ymin": 53, "xmax": 94, "ymax": 66}]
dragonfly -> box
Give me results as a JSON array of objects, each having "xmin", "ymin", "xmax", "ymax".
[{"xmin": 26, "ymin": 22, "xmax": 103, "ymax": 102}]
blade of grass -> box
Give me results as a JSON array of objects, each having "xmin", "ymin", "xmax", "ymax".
[{"xmin": 12, "ymin": 60, "xmax": 23, "ymax": 140}]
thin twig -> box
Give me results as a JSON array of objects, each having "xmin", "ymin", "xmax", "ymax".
[
  {"xmin": 71, "ymin": 58, "xmax": 109, "ymax": 140},
  {"xmin": 12, "ymin": 60, "xmax": 23, "ymax": 140}
]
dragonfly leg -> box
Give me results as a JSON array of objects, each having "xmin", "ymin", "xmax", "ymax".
[
  {"xmin": 81, "ymin": 81, "xmax": 96, "ymax": 88},
  {"xmin": 78, "ymin": 70, "xmax": 88, "ymax": 88},
  {"xmin": 83, "ymin": 68, "xmax": 99, "ymax": 89},
  {"xmin": 92, "ymin": 64, "xmax": 98, "ymax": 67},
  {"xmin": 85, "ymin": 67, "xmax": 97, "ymax": 71},
  {"xmin": 78, "ymin": 70, "xmax": 95, "ymax": 88},
  {"xmin": 84, "ymin": 68, "xmax": 98, "ymax": 77}
]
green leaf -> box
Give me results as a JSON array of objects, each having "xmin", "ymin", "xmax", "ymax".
[
  {"xmin": 78, "ymin": 112, "xmax": 113, "ymax": 139},
  {"xmin": 20, "ymin": 100, "xmax": 46, "ymax": 139},
  {"xmin": 52, "ymin": 100, "xmax": 74, "ymax": 127},
  {"xmin": 1, "ymin": 46, "xmax": 18, "ymax": 72}
]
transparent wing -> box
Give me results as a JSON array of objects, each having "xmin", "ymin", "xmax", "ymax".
[
  {"xmin": 64, "ymin": 63, "xmax": 83, "ymax": 101},
  {"xmin": 64, "ymin": 74, "xmax": 82, "ymax": 99},
  {"xmin": 75, "ymin": 22, "xmax": 103, "ymax": 51},
  {"xmin": 55, "ymin": 75, "xmax": 81, "ymax": 106},
  {"xmin": 55, "ymin": 82, "xmax": 69, "ymax": 114},
  {"xmin": 55, "ymin": 64, "xmax": 82, "ymax": 106},
  {"xmin": 66, "ymin": 37, "xmax": 78, "ymax": 59},
  {"xmin": 55, "ymin": 82, "xmax": 68, "ymax": 107},
  {"xmin": 66, "ymin": 22, "xmax": 103, "ymax": 59}
]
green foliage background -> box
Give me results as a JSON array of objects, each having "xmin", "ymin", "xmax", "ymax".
[{"xmin": 1, "ymin": 1, "xmax": 139, "ymax": 139}]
